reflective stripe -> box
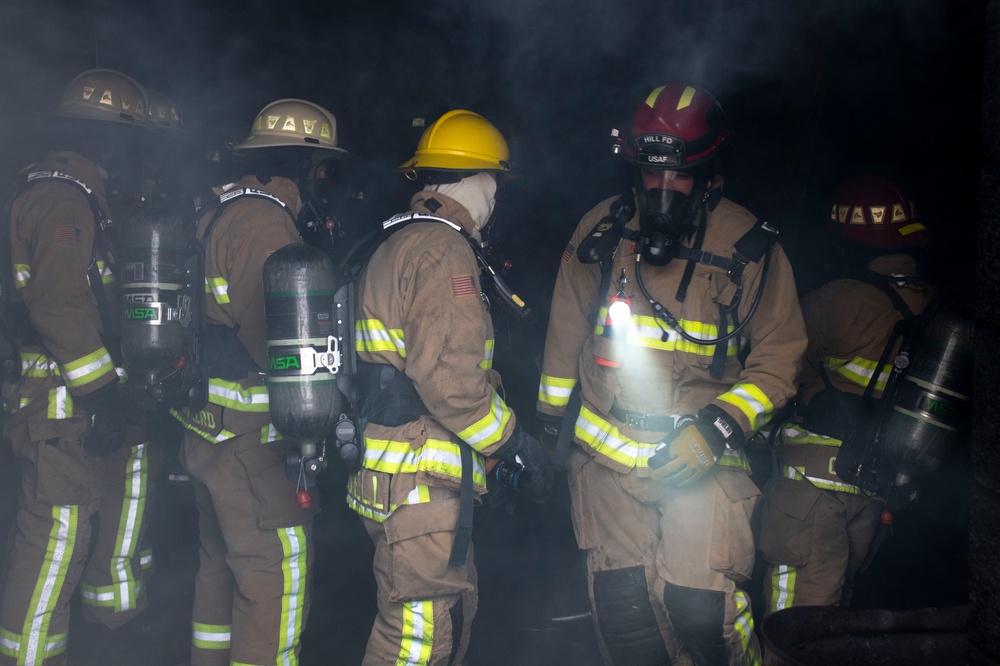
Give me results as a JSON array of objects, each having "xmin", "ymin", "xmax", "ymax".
[
  {"xmin": 734, "ymin": 589, "xmax": 761, "ymax": 666},
  {"xmin": 192, "ymin": 622, "xmax": 231, "ymax": 650},
  {"xmin": 576, "ymin": 405, "xmax": 749, "ymax": 471},
  {"xmin": 355, "ymin": 318, "xmax": 407, "ymax": 357},
  {"xmin": 0, "ymin": 627, "xmax": 67, "ymax": 663},
  {"xmin": 347, "ymin": 476, "xmax": 434, "ymax": 523},
  {"xmin": 595, "ymin": 310, "xmax": 743, "ymax": 358},
  {"xmin": 206, "ymin": 276, "xmax": 230, "ymax": 304},
  {"xmin": 718, "ymin": 383, "xmax": 773, "ymax": 432},
  {"xmin": 20, "ymin": 505, "xmax": 77, "ymax": 665},
  {"xmin": 277, "ymin": 525, "xmax": 307, "ymax": 666},
  {"xmin": 456, "ymin": 390, "xmax": 512, "ymax": 451},
  {"xmin": 111, "ymin": 443, "xmax": 149, "ymax": 612},
  {"xmin": 538, "ymin": 374, "xmax": 576, "ymax": 408},
  {"xmin": 21, "ymin": 352, "xmax": 60, "ymax": 378},
  {"xmin": 169, "ymin": 408, "xmax": 238, "ymax": 443},
  {"xmin": 399, "ymin": 599, "xmax": 434, "ymax": 664},
  {"xmin": 207, "ymin": 378, "xmax": 269, "ymax": 412},
  {"xmin": 782, "ymin": 463, "xmax": 865, "ymax": 495},
  {"xmin": 261, "ymin": 423, "xmax": 283, "ymax": 443},
  {"xmin": 47, "ymin": 386, "xmax": 72, "ymax": 420},
  {"xmin": 825, "ymin": 355, "xmax": 890, "ymax": 392},
  {"xmin": 481, "ymin": 339, "xmax": 495, "ymax": 370},
  {"xmin": 13, "ymin": 263, "xmax": 30, "ymax": 289},
  {"xmin": 769, "ymin": 564, "xmax": 796, "ymax": 613},
  {"xmin": 87, "ymin": 259, "xmax": 114, "ymax": 286},
  {"xmin": 360, "ymin": 437, "xmax": 486, "ymax": 488},
  {"xmin": 61, "ymin": 348, "xmax": 115, "ymax": 390}
]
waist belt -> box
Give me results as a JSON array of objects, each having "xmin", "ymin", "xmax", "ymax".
[
  {"xmin": 609, "ymin": 403, "xmax": 676, "ymax": 432},
  {"xmin": 356, "ymin": 361, "xmax": 431, "ymax": 427}
]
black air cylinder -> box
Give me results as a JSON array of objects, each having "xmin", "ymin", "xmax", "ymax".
[
  {"xmin": 263, "ymin": 243, "xmax": 342, "ymax": 446},
  {"xmin": 119, "ymin": 209, "xmax": 187, "ymax": 378},
  {"xmin": 880, "ymin": 306, "xmax": 974, "ymax": 482}
]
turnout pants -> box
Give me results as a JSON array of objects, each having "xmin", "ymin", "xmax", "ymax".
[
  {"xmin": 180, "ymin": 429, "xmax": 315, "ymax": 666},
  {"xmin": 0, "ymin": 417, "xmax": 157, "ymax": 666},
  {"xmin": 759, "ymin": 475, "xmax": 882, "ymax": 615},
  {"xmin": 351, "ymin": 469, "xmax": 476, "ymax": 666},
  {"xmin": 565, "ymin": 447, "xmax": 761, "ymax": 666}
]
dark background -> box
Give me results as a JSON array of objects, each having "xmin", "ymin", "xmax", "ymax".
[{"xmin": 0, "ymin": 1, "xmax": 986, "ymax": 664}]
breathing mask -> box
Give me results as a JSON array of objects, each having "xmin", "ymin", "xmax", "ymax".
[{"xmin": 636, "ymin": 169, "xmax": 708, "ymax": 266}]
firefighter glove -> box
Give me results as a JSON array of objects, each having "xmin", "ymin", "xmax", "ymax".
[
  {"xmin": 648, "ymin": 404, "xmax": 743, "ymax": 485},
  {"xmin": 78, "ymin": 381, "xmax": 128, "ymax": 458},
  {"xmin": 495, "ymin": 427, "xmax": 555, "ymax": 503}
]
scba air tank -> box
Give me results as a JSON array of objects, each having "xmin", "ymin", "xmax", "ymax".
[
  {"xmin": 119, "ymin": 208, "xmax": 188, "ymax": 381},
  {"xmin": 263, "ymin": 243, "xmax": 343, "ymax": 448},
  {"xmin": 881, "ymin": 306, "xmax": 974, "ymax": 484}
]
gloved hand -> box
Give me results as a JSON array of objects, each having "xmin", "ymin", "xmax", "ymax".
[
  {"xmin": 494, "ymin": 427, "xmax": 555, "ymax": 503},
  {"xmin": 647, "ymin": 405, "xmax": 743, "ymax": 485},
  {"xmin": 77, "ymin": 381, "xmax": 128, "ymax": 458}
]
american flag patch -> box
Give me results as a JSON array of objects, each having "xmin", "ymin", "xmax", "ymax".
[
  {"xmin": 451, "ymin": 275, "xmax": 477, "ymax": 296},
  {"xmin": 56, "ymin": 225, "xmax": 80, "ymax": 243},
  {"xmin": 561, "ymin": 241, "xmax": 575, "ymax": 262}
]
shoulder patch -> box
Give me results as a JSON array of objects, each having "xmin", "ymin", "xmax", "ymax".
[
  {"xmin": 451, "ymin": 275, "xmax": 477, "ymax": 296},
  {"xmin": 561, "ymin": 241, "xmax": 575, "ymax": 262}
]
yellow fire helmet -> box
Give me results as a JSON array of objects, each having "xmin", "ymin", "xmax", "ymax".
[
  {"xmin": 233, "ymin": 98, "xmax": 347, "ymax": 154},
  {"xmin": 398, "ymin": 109, "xmax": 511, "ymax": 175},
  {"xmin": 147, "ymin": 89, "xmax": 184, "ymax": 131},
  {"xmin": 55, "ymin": 68, "xmax": 149, "ymax": 126}
]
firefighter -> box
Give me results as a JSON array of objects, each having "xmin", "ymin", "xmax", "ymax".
[
  {"xmin": 169, "ymin": 98, "xmax": 349, "ymax": 666},
  {"xmin": 536, "ymin": 83, "xmax": 806, "ymax": 665},
  {"xmin": 0, "ymin": 68, "xmax": 161, "ymax": 666},
  {"xmin": 758, "ymin": 175, "xmax": 934, "ymax": 614},
  {"xmin": 350, "ymin": 109, "xmax": 554, "ymax": 665}
]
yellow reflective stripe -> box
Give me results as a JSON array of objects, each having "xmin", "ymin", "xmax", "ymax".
[
  {"xmin": 596, "ymin": 311, "xmax": 741, "ymax": 357},
  {"xmin": 360, "ymin": 437, "xmax": 486, "ymax": 488},
  {"xmin": 109, "ymin": 442, "xmax": 149, "ymax": 613},
  {"xmin": 576, "ymin": 405, "xmax": 661, "ymax": 467},
  {"xmin": 769, "ymin": 564, "xmax": 797, "ymax": 614},
  {"xmin": 80, "ymin": 580, "xmax": 146, "ymax": 609},
  {"xmin": 734, "ymin": 589, "xmax": 761, "ymax": 666},
  {"xmin": 47, "ymin": 386, "xmax": 72, "ymax": 419},
  {"xmin": 399, "ymin": 600, "xmax": 434, "ymax": 665},
  {"xmin": 346, "ymin": 477, "xmax": 433, "ymax": 523},
  {"xmin": 645, "ymin": 85, "xmax": 666, "ymax": 108},
  {"xmin": 207, "ymin": 378, "xmax": 269, "ymax": 412},
  {"xmin": 94, "ymin": 260, "xmax": 114, "ymax": 285},
  {"xmin": 61, "ymin": 347, "xmax": 114, "ymax": 389},
  {"xmin": 717, "ymin": 383, "xmax": 773, "ymax": 432},
  {"xmin": 355, "ymin": 318, "xmax": 406, "ymax": 357},
  {"xmin": 20, "ymin": 505, "xmax": 77, "ymax": 665},
  {"xmin": 538, "ymin": 374, "xmax": 576, "ymax": 407},
  {"xmin": 481, "ymin": 338, "xmax": 495, "ymax": 370},
  {"xmin": 779, "ymin": 424, "xmax": 841, "ymax": 447},
  {"xmin": 21, "ymin": 352, "xmax": 60, "ymax": 378},
  {"xmin": 13, "ymin": 263, "xmax": 30, "ymax": 288},
  {"xmin": 261, "ymin": 423, "xmax": 283, "ymax": 443},
  {"xmin": 677, "ymin": 85, "xmax": 697, "ymax": 110},
  {"xmin": 575, "ymin": 405, "xmax": 749, "ymax": 471},
  {"xmin": 826, "ymin": 355, "xmax": 890, "ymax": 392},
  {"xmin": 191, "ymin": 622, "xmax": 231, "ymax": 650},
  {"xmin": 277, "ymin": 525, "xmax": 307, "ymax": 665},
  {"xmin": 456, "ymin": 390, "xmax": 512, "ymax": 451},
  {"xmin": 206, "ymin": 276, "xmax": 230, "ymax": 304},
  {"xmin": 899, "ymin": 222, "xmax": 927, "ymax": 237},
  {"xmin": 782, "ymin": 464, "xmax": 865, "ymax": 495}
]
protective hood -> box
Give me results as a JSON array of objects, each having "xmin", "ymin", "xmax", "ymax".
[{"xmin": 424, "ymin": 171, "xmax": 497, "ymax": 240}]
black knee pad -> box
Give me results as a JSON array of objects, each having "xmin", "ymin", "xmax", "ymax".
[
  {"xmin": 662, "ymin": 582, "xmax": 726, "ymax": 666},
  {"xmin": 592, "ymin": 566, "xmax": 670, "ymax": 665}
]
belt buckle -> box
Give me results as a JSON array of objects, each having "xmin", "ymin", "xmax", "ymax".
[{"xmin": 628, "ymin": 413, "xmax": 648, "ymax": 430}]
